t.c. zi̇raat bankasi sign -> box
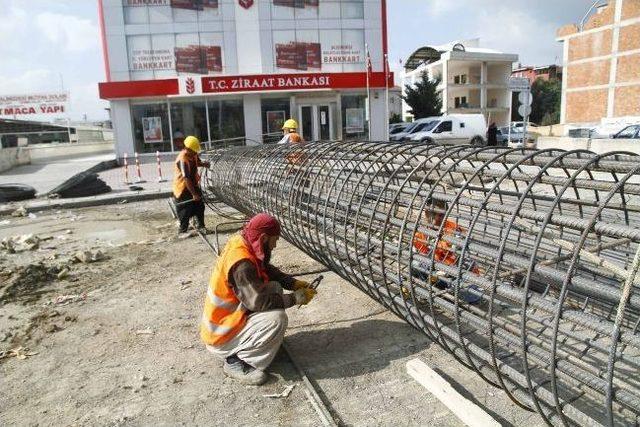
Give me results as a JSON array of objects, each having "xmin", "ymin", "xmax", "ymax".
[
  {"xmin": 202, "ymin": 73, "xmax": 332, "ymax": 92},
  {"xmin": 0, "ymin": 92, "xmax": 69, "ymax": 117}
]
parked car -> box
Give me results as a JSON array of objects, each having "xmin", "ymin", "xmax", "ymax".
[
  {"xmin": 496, "ymin": 127, "xmax": 510, "ymax": 146},
  {"xmin": 613, "ymin": 124, "xmax": 640, "ymax": 139},
  {"xmin": 494, "ymin": 125, "xmax": 540, "ymax": 148},
  {"xmin": 512, "ymin": 121, "xmax": 539, "ymax": 130},
  {"xmin": 389, "ymin": 117, "xmax": 438, "ymax": 142},
  {"xmin": 409, "ymin": 114, "xmax": 486, "ymax": 145},
  {"xmin": 389, "ymin": 122, "xmax": 410, "ymax": 135}
]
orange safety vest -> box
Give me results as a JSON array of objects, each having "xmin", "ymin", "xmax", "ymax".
[
  {"xmin": 413, "ymin": 220, "xmax": 465, "ymax": 267},
  {"xmin": 200, "ymin": 235, "xmax": 270, "ymax": 347},
  {"xmin": 172, "ymin": 150, "xmax": 200, "ymax": 198},
  {"xmin": 286, "ymin": 132, "xmax": 305, "ymax": 165}
]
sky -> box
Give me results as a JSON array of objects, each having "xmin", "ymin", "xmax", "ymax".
[{"xmin": 0, "ymin": 0, "xmax": 593, "ymax": 123}]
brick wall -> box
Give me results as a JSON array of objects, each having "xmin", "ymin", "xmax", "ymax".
[
  {"xmin": 567, "ymin": 60, "xmax": 610, "ymax": 88},
  {"xmin": 583, "ymin": 1, "xmax": 615, "ymax": 30},
  {"xmin": 616, "ymin": 55, "xmax": 640, "ymax": 82},
  {"xmin": 559, "ymin": 0, "xmax": 640, "ymax": 124},
  {"xmin": 566, "ymin": 90, "xmax": 608, "ymax": 123},
  {"xmin": 619, "ymin": 23, "xmax": 640, "ymax": 51},
  {"xmin": 614, "ymin": 86, "xmax": 640, "ymax": 116},
  {"xmin": 568, "ymin": 30, "xmax": 612, "ymax": 61},
  {"xmin": 622, "ymin": 0, "xmax": 640, "ymax": 20}
]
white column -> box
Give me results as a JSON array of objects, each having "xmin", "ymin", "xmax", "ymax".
[
  {"xmin": 480, "ymin": 61, "xmax": 487, "ymax": 115},
  {"xmin": 369, "ymin": 90, "xmax": 387, "ymax": 140},
  {"xmin": 441, "ymin": 60, "xmax": 449, "ymax": 113},
  {"xmin": 560, "ymin": 38, "xmax": 569, "ymax": 124},
  {"xmin": 243, "ymin": 94, "xmax": 262, "ymax": 145},
  {"xmin": 607, "ymin": 0, "xmax": 624, "ymax": 118},
  {"xmin": 110, "ymin": 100, "xmax": 134, "ymax": 161},
  {"xmin": 234, "ymin": 2, "xmax": 262, "ymax": 74}
]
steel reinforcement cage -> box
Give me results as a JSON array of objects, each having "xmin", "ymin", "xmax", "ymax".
[{"xmin": 202, "ymin": 141, "xmax": 640, "ymax": 426}]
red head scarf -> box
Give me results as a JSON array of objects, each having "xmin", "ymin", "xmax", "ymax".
[{"xmin": 241, "ymin": 213, "xmax": 281, "ymax": 264}]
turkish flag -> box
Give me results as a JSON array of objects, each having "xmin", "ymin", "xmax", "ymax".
[{"xmin": 239, "ymin": 0, "xmax": 253, "ymax": 9}]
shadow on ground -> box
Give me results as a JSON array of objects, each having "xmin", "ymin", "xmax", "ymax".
[{"xmin": 283, "ymin": 318, "xmax": 430, "ymax": 380}]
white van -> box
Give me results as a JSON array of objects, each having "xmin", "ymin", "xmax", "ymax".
[
  {"xmin": 409, "ymin": 114, "xmax": 486, "ymax": 145},
  {"xmin": 389, "ymin": 117, "xmax": 439, "ymax": 142}
]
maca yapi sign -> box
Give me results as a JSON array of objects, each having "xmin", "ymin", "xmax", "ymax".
[{"xmin": 0, "ymin": 92, "xmax": 69, "ymax": 116}]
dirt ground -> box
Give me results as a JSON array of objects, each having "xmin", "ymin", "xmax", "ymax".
[{"xmin": 0, "ymin": 200, "xmax": 541, "ymax": 426}]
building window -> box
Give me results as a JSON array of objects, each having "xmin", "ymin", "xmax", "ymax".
[
  {"xmin": 453, "ymin": 74, "xmax": 467, "ymax": 84},
  {"xmin": 261, "ymin": 98, "xmax": 291, "ymax": 144},
  {"xmin": 341, "ymin": 94, "xmax": 368, "ymax": 141},
  {"xmin": 131, "ymin": 101, "xmax": 172, "ymax": 154},
  {"xmin": 454, "ymin": 96, "xmax": 467, "ymax": 108},
  {"xmin": 207, "ymin": 98, "xmax": 245, "ymax": 145},
  {"xmin": 170, "ymin": 99, "xmax": 208, "ymax": 150}
]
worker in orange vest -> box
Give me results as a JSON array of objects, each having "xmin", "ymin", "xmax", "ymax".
[
  {"xmin": 201, "ymin": 213, "xmax": 317, "ymax": 385},
  {"xmin": 172, "ymin": 136, "xmax": 210, "ymax": 237},
  {"xmin": 412, "ymin": 199, "xmax": 482, "ymax": 304},
  {"xmin": 277, "ymin": 119, "xmax": 303, "ymax": 145}
]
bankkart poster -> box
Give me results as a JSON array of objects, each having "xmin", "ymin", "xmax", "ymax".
[{"xmin": 142, "ymin": 116, "xmax": 164, "ymax": 143}]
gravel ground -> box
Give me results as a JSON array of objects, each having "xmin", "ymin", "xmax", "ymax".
[{"xmin": 0, "ymin": 200, "xmax": 541, "ymax": 426}]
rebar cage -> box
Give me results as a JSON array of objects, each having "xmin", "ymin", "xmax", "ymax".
[{"xmin": 202, "ymin": 141, "xmax": 640, "ymax": 426}]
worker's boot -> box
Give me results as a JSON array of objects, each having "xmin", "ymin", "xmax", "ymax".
[{"xmin": 223, "ymin": 355, "xmax": 268, "ymax": 386}]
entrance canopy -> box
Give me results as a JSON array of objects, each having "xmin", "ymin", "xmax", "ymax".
[{"xmin": 404, "ymin": 46, "xmax": 443, "ymax": 71}]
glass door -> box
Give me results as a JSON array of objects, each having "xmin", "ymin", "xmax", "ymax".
[
  {"xmin": 317, "ymin": 105, "xmax": 330, "ymax": 140},
  {"xmin": 299, "ymin": 104, "xmax": 333, "ymax": 141},
  {"xmin": 300, "ymin": 105, "xmax": 314, "ymax": 141}
]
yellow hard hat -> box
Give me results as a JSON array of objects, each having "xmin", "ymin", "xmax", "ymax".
[
  {"xmin": 184, "ymin": 135, "xmax": 201, "ymax": 153},
  {"xmin": 282, "ymin": 119, "xmax": 298, "ymax": 130}
]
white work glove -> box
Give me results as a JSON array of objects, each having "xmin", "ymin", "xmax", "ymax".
[{"xmin": 293, "ymin": 288, "xmax": 317, "ymax": 306}]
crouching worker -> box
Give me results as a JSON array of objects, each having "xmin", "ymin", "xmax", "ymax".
[
  {"xmin": 200, "ymin": 213, "xmax": 317, "ymax": 385},
  {"xmin": 412, "ymin": 199, "xmax": 483, "ymax": 304}
]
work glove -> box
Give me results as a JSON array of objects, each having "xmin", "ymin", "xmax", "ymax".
[
  {"xmin": 293, "ymin": 288, "xmax": 317, "ymax": 306},
  {"xmin": 293, "ymin": 279, "xmax": 310, "ymax": 290}
]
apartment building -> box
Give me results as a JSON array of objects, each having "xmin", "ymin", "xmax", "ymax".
[
  {"xmin": 557, "ymin": 0, "xmax": 640, "ymax": 124},
  {"xmin": 511, "ymin": 65, "xmax": 562, "ymax": 85},
  {"xmin": 401, "ymin": 39, "xmax": 517, "ymax": 126}
]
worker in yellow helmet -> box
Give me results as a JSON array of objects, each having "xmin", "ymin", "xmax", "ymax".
[
  {"xmin": 172, "ymin": 135, "xmax": 210, "ymax": 238},
  {"xmin": 277, "ymin": 119, "xmax": 303, "ymax": 145}
]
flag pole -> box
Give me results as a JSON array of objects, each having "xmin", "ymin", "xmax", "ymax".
[
  {"xmin": 365, "ymin": 43, "xmax": 371, "ymax": 141},
  {"xmin": 384, "ymin": 53, "xmax": 390, "ymax": 140}
]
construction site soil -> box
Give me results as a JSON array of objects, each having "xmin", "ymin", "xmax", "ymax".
[{"xmin": 0, "ymin": 200, "xmax": 540, "ymax": 426}]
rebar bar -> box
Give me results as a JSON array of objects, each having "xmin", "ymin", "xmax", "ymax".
[{"xmin": 201, "ymin": 141, "xmax": 640, "ymax": 426}]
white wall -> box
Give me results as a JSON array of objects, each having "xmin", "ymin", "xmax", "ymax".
[
  {"xmin": 243, "ymin": 94, "xmax": 262, "ymax": 146},
  {"xmin": 0, "ymin": 147, "xmax": 30, "ymax": 173},
  {"xmin": 28, "ymin": 142, "xmax": 115, "ymax": 163},
  {"xmin": 370, "ymin": 89, "xmax": 387, "ymax": 140},
  {"xmin": 110, "ymin": 100, "xmax": 134, "ymax": 158},
  {"xmin": 537, "ymin": 136, "xmax": 640, "ymax": 155}
]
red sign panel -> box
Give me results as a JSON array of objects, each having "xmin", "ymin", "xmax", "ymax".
[
  {"xmin": 202, "ymin": 72, "xmax": 392, "ymax": 94},
  {"xmin": 98, "ymin": 72, "xmax": 392, "ymax": 99},
  {"xmin": 275, "ymin": 42, "xmax": 321, "ymax": 70},
  {"xmin": 175, "ymin": 45, "xmax": 222, "ymax": 74}
]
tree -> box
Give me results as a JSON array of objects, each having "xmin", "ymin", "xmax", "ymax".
[
  {"xmin": 389, "ymin": 113, "xmax": 402, "ymax": 124},
  {"xmin": 402, "ymin": 72, "xmax": 442, "ymax": 119},
  {"xmin": 530, "ymin": 78, "xmax": 561, "ymax": 125}
]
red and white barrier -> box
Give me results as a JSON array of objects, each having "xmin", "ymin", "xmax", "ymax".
[
  {"xmin": 134, "ymin": 152, "xmax": 146, "ymax": 183},
  {"xmin": 123, "ymin": 153, "xmax": 131, "ymax": 184},
  {"xmin": 156, "ymin": 151, "xmax": 166, "ymax": 182}
]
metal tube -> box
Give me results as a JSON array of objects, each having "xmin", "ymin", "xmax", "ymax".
[{"xmin": 202, "ymin": 142, "xmax": 640, "ymax": 426}]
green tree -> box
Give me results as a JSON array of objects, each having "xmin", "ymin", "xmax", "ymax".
[
  {"xmin": 402, "ymin": 72, "xmax": 442, "ymax": 119},
  {"xmin": 389, "ymin": 113, "xmax": 402, "ymax": 124},
  {"xmin": 530, "ymin": 79, "xmax": 561, "ymax": 125}
]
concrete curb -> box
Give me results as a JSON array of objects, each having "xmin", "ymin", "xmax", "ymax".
[{"xmin": 0, "ymin": 189, "xmax": 172, "ymax": 216}]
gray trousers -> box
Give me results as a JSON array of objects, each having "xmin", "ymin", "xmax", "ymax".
[{"xmin": 206, "ymin": 309, "xmax": 288, "ymax": 371}]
